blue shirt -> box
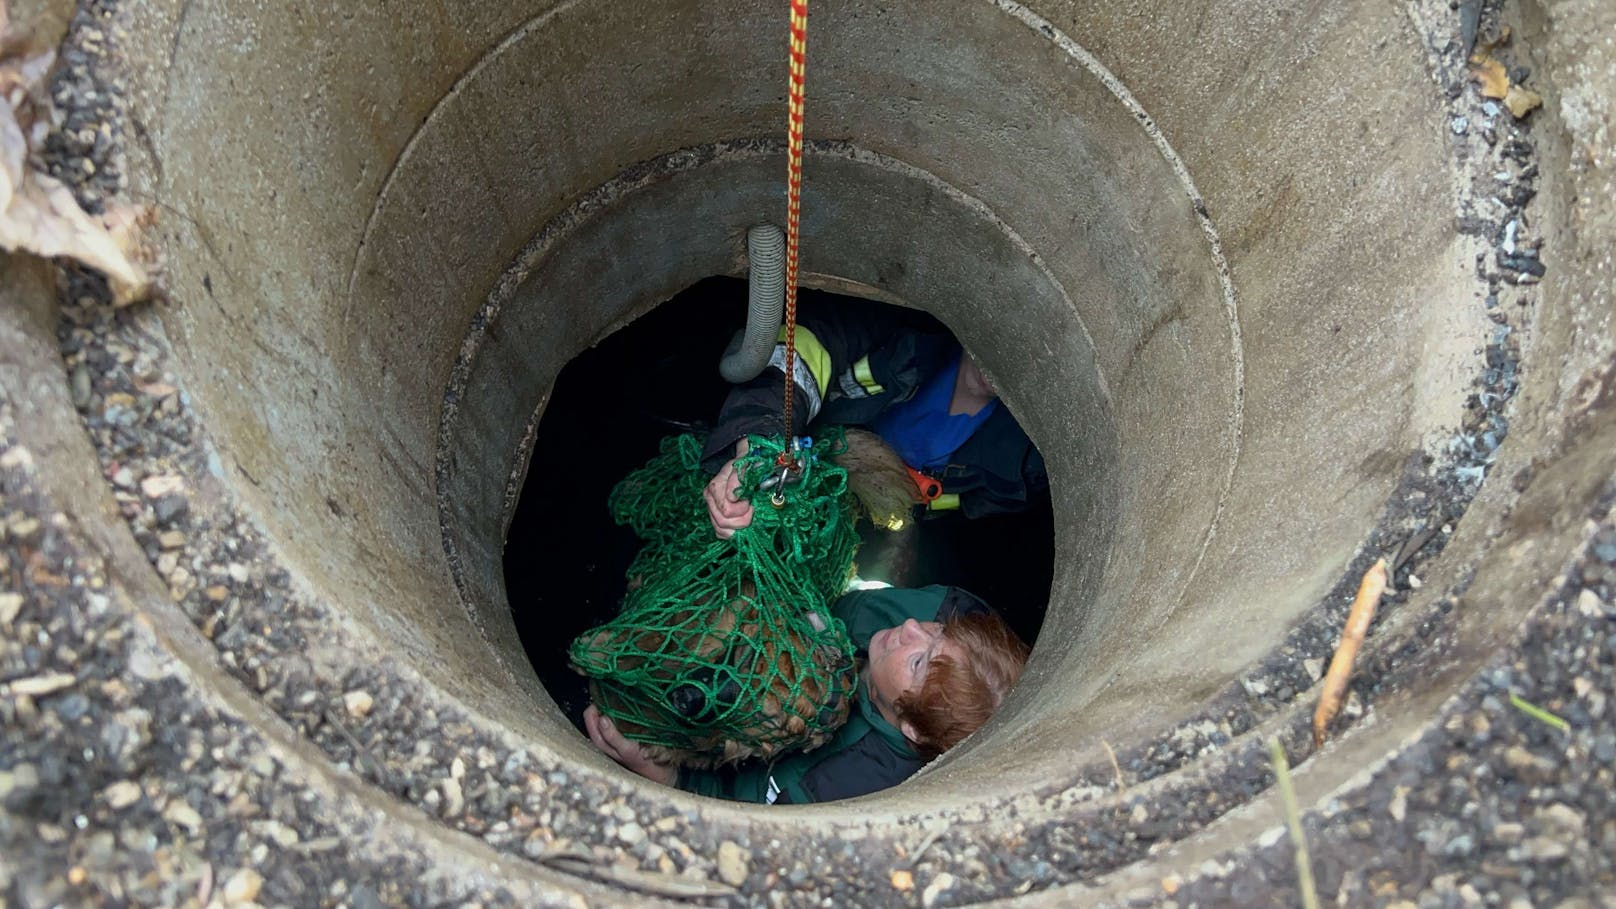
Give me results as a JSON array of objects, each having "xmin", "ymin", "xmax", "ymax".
[{"xmin": 873, "ymin": 353, "xmax": 998, "ymax": 469}]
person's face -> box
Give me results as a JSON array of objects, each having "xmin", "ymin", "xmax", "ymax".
[
  {"xmin": 959, "ymin": 355, "xmax": 999, "ymax": 398},
  {"xmin": 866, "ymin": 619, "xmax": 964, "ymax": 731}
]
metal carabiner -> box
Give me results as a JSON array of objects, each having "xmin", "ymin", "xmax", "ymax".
[{"xmin": 769, "ymin": 464, "xmax": 794, "ymax": 507}]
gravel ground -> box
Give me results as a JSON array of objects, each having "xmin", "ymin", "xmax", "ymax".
[
  {"xmin": 1139, "ymin": 511, "xmax": 1616, "ymax": 909},
  {"xmin": 0, "ymin": 408, "xmax": 542, "ymax": 909},
  {"xmin": 4, "ymin": 0, "xmax": 1610, "ymax": 906}
]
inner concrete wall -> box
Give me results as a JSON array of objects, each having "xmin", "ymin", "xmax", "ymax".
[
  {"xmin": 4, "ymin": 0, "xmax": 1615, "ymax": 900},
  {"xmin": 108, "ymin": 0, "xmax": 1480, "ymax": 809}
]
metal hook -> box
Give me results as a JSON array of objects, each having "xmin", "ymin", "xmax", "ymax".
[{"xmin": 769, "ymin": 465, "xmax": 793, "ymax": 507}]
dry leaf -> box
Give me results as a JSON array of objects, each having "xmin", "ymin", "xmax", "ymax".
[
  {"xmin": 1469, "ymin": 58, "xmax": 1509, "ymax": 100},
  {"xmin": 0, "ymin": 167, "xmax": 152, "ymax": 301},
  {"xmin": 0, "ymin": 18, "xmax": 154, "ymax": 305},
  {"xmin": 1504, "ymin": 84, "xmax": 1543, "ymax": 119}
]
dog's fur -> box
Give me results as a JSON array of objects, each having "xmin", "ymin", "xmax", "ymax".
[
  {"xmin": 580, "ymin": 429, "xmax": 923, "ymax": 768},
  {"xmin": 583, "ymin": 580, "xmax": 857, "ymax": 768}
]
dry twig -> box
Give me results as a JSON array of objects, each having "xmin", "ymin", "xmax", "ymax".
[
  {"xmin": 1101, "ymin": 738, "xmax": 1126, "ymax": 801},
  {"xmin": 1312, "ymin": 558, "xmax": 1388, "ymax": 747}
]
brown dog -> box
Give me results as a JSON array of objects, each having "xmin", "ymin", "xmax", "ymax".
[{"xmin": 574, "ymin": 429, "xmax": 919, "ymax": 768}]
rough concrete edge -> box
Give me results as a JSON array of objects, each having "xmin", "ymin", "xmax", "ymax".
[{"xmin": 0, "ymin": 252, "xmax": 653, "ymax": 908}]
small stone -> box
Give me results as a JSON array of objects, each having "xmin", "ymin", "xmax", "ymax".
[
  {"xmin": 162, "ymin": 799, "xmax": 203, "ymax": 833},
  {"xmin": 343, "ymin": 690, "xmax": 374, "ymax": 718},
  {"xmin": 1593, "ymin": 734, "xmax": 1616, "ymax": 763},
  {"xmin": 0, "ymin": 446, "xmax": 34, "ymax": 470},
  {"xmin": 227, "ymin": 563, "xmax": 249, "ymax": 584},
  {"xmin": 890, "ymin": 869, "xmax": 915, "ymax": 891},
  {"xmin": 1388, "ymin": 786, "xmax": 1408, "ymax": 822},
  {"xmin": 248, "ymin": 752, "xmax": 275, "ymax": 778},
  {"xmin": 69, "ymin": 361, "xmax": 94, "ymax": 409},
  {"xmin": 156, "ymin": 551, "xmax": 179, "ymax": 576},
  {"xmin": 1502, "ymin": 745, "xmax": 1555, "ymax": 783},
  {"xmin": 0, "ymin": 764, "xmax": 39, "ymax": 798},
  {"xmin": 1491, "ymin": 822, "xmax": 1525, "ymax": 844},
  {"xmin": 153, "ymin": 494, "xmax": 188, "ymax": 524},
  {"xmin": 1406, "ymin": 574, "xmax": 1423, "ymax": 590},
  {"xmin": 52, "ymin": 694, "xmax": 90, "ymax": 722},
  {"xmin": 922, "ymin": 872, "xmax": 957, "ymax": 908},
  {"xmin": 158, "ymin": 530, "xmax": 186, "ymax": 550},
  {"xmin": 1342, "ymin": 690, "xmax": 1365, "ymax": 719},
  {"xmin": 1303, "ymin": 658, "xmax": 1324, "ymax": 682},
  {"xmin": 8, "ymin": 673, "xmax": 76, "ymax": 696},
  {"xmin": 254, "ymin": 819, "xmax": 300, "ymax": 847},
  {"xmin": 222, "ymin": 868, "xmax": 263, "ymax": 904},
  {"xmin": 1519, "ymin": 837, "xmax": 1568, "ymax": 862},
  {"xmin": 1537, "ymin": 803, "xmax": 1585, "ymax": 836},
  {"xmin": 205, "ymin": 585, "xmax": 230, "ymax": 602},
  {"xmin": 618, "ymin": 822, "xmax": 645, "ymax": 845},
  {"xmin": 1197, "ymin": 859, "xmax": 1227, "ymax": 878},
  {"xmin": 9, "ymin": 516, "xmax": 42, "ymax": 544},
  {"xmin": 0, "ymin": 593, "xmax": 23, "ymax": 625},
  {"xmin": 1576, "ymin": 590, "xmax": 1604, "ymax": 618},
  {"xmin": 717, "ymin": 841, "xmax": 750, "ymax": 887},
  {"xmin": 440, "ymin": 777, "xmax": 463, "ymax": 817},
  {"xmin": 102, "ymin": 780, "xmax": 142, "ymax": 809},
  {"xmin": 140, "ymin": 474, "xmax": 184, "ymax": 499}
]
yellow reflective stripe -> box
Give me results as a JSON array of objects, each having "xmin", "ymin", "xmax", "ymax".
[
  {"xmin": 852, "ymin": 356, "xmax": 884, "ymax": 395},
  {"xmin": 928, "ymin": 493, "xmax": 961, "ymax": 512},
  {"xmin": 779, "ymin": 325, "xmax": 831, "ymax": 398}
]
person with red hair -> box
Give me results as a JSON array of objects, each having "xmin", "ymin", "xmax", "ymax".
[{"xmin": 585, "ymin": 584, "xmax": 1030, "ymax": 803}]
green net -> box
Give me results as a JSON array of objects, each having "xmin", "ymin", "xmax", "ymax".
[{"xmin": 569, "ymin": 431, "xmax": 861, "ymax": 765}]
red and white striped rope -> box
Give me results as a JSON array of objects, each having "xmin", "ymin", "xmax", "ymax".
[{"xmin": 778, "ymin": 0, "xmax": 808, "ymax": 462}]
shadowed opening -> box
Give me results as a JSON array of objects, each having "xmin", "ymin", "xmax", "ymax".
[{"xmin": 505, "ymin": 276, "xmax": 1054, "ymax": 737}]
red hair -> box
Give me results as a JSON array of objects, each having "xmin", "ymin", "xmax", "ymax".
[{"xmin": 894, "ymin": 612, "xmax": 1030, "ymax": 758}]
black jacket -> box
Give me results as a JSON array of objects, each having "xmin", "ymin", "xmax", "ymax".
[{"xmin": 700, "ymin": 296, "xmax": 1047, "ymax": 518}]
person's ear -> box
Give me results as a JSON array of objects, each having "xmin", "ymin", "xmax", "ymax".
[{"xmin": 900, "ymin": 720, "xmax": 919, "ymax": 744}]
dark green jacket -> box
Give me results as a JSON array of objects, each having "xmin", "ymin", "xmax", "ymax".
[{"xmin": 677, "ymin": 585, "xmax": 989, "ymax": 804}]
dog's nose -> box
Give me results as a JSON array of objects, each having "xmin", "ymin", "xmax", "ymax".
[{"xmin": 667, "ymin": 682, "xmax": 710, "ymax": 721}]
